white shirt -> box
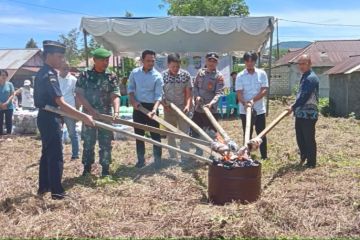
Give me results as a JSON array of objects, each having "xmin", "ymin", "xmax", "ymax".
[
  {"xmin": 59, "ymin": 73, "xmax": 77, "ymax": 107},
  {"xmin": 21, "ymin": 87, "xmax": 34, "ymax": 108},
  {"xmin": 235, "ymin": 68, "xmax": 269, "ymax": 115}
]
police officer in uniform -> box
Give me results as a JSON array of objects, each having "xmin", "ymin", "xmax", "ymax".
[
  {"xmin": 34, "ymin": 40, "xmax": 94, "ymax": 200},
  {"xmin": 75, "ymin": 48, "xmax": 120, "ymax": 177},
  {"xmin": 193, "ymin": 52, "xmax": 225, "ymax": 155}
]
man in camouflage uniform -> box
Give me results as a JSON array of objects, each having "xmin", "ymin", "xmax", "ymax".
[
  {"xmin": 193, "ymin": 52, "xmax": 225, "ymax": 156},
  {"xmin": 75, "ymin": 48, "xmax": 120, "ymax": 177},
  {"xmin": 162, "ymin": 53, "xmax": 193, "ymax": 162}
]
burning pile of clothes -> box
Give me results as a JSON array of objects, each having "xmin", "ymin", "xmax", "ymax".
[{"xmin": 213, "ymin": 156, "xmax": 260, "ymax": 169}]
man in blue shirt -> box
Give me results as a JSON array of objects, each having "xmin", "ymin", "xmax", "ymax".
[
  {"xmin": 287, "ymin": 54, "xmax": 319, "ymax": 168},
  {"xmin": 128, "ymin": 50, "xmax": 164, "ymax": 169}
]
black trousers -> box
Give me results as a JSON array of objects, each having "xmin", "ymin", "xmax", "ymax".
[
  {"xmin": 240, "ymin": 113, "xmax": 267, "ymax": 159},
  {"xmin": 0, "ymin": 109, "xmax": 13, "ymax": 135},
  {"xmin": 191, "ymin": 111, "xmax": 219, "ymax": 155},
  {"xmin": 133, "ymin": 103, "xmax": 162, "ymax": 163},
  {"xmin": 37, "ymin": 110, "xmax": 64, "ymax": 195},
  {"xmin": 191, "ymin": 111, "xmax": 219, "ymax": 137},
  {"xmin": 295, "ymin": 118, "xmax": 317, "ymax": 167}
]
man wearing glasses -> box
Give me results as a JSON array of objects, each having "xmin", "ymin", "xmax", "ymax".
[{"xmin": 287, "ymin": 54, "xmax": 319, "ymax": 168}]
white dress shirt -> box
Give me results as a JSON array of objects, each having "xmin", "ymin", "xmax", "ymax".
[
  {"xmin": 235, "ymin": 68, "xmax": 269, "ymax": 115},
  {"xmin": 59, "ymin": 73, "xmax": 77, "ymax": 107}
]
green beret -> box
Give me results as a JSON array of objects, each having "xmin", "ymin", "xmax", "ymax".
[{"xmin": 91, "ymin": 48, "xmax": 111, "ymax": 59}]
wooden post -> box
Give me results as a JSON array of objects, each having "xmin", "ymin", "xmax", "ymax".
[
  {"xmin": 44, "ymin": 105, "xmax": 214, "ymax": 164},
  {"xmin": 138, "ymin": 105, "xmax": 222, "ymax": 159},
  {"xmin": 97, "ymin": 113, "xmax": 211, "ymax": 146},
  {"xmin": 202, "ymin": 106, "xmax": 230, "ymax": 142},
  {"xmin": 168, "ymin": 102, "xmax": 213, "ymax": 142},
  {"xmin": 244, "ymin": 105, "xmax": 252, "ymax": 144},
  {"xmin": 266, "ymin": 19, "xmax": 274, "ymax": 116},
  {"xmin": 83, "ymin": 30, "xmax": 89, "ymax": 68},
  {"xmin": 255, "ymin": 110, "xmax": 289, "ymax": 139}
]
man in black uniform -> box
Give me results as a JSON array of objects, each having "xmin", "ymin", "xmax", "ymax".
[{"xmin": 34, "ymin": 40, "xmax": 94, "ymax": 200}]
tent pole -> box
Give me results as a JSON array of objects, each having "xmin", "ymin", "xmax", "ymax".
[
  {"xmin": 276, "ymin": 19, "xmax": 280, "ymax": 60},
  {"xmin": 266, "ymin": 19, "xmax": 274, "ymax": 116},
  {"xmin": 83, "ymin": 30, "xmax": 89, "ymax": 68}
]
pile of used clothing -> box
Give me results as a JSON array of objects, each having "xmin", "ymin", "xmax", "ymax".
[
  {"xmin": 213, "ymin": 157, "xmax": 260, "ymax": 169},
  {"xmin": 13, "ymin": 109, "xmax": 38, "ymax": 134}
]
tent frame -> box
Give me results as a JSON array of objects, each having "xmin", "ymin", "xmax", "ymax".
[{"xmin": 82, "ymin": 17, "xmax": 274, "ymax": 113}]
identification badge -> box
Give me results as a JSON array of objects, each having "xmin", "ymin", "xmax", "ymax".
[{"xmin": 207, "ymin": 82, "xmax": 214, "ymax": 90}]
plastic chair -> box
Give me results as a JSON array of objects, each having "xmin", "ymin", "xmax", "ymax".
[
  {"xmin": 226, "ymin": 92, "xmax": 240, "ymax": 118},
  {"xmin": 120, "ymin": 95, "xmax": 129, "ymax": 107},
  {"xmin": 217, "ymin": 95, "xmax": 227, "ymax": 118}
]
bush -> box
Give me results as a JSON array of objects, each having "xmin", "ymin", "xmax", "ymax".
[{"xmin": 319, "ymin": 98, "xmax": 331, "ymax": 117}]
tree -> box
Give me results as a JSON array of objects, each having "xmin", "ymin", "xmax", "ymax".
[
  {"xmin": 125, "ymin": 11, "xmax": 133, "ymax": 17},
  {"xmin": 25, "ymin": 38, "xmax": 38, "ymax": 48},
  {"xmin": 159, "ymin": 0, "xmax": 249, "ymax": 16},
  {"xmin": 58, "ymin": 28, "xmax": 81, "ymax": 65}
]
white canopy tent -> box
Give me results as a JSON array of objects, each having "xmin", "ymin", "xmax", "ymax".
[
  {"xmin": 80, "ymin": 16, "xmax": 275, "ymax": 112},
  {"xmin": 80, "ymin": 16, "xmax": 274, "ymax": 57}
]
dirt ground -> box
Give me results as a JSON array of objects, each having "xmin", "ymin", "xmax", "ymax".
[{"xmin": 0, "ymin": 100, "xmax": 359, "ymax": 238}]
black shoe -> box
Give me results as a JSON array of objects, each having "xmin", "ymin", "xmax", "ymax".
[
  {"xmin": 51, "ymin": 192, "xmax": 68, "ymax": 200},
  {"xmin": 71, "ymin": 156, "xmax": 80, "ymax": 160},
  {"xmin": 135, "ymin": 161, "xmax": 145, "ymax": 168},
  {"xmin": 305, "ymin": 163, "xmax": 316, "ymax": 168},
  {"xmin": 102, "ymin": 167, "xmax": 110, "ymax": 177},
  {"xmin": 37, "ymin": 188, "xmax": 50, "ymax": 196},
  {"xmin": 82, "ymin": 165, "xmax": 92, "ymax": 176},
  {"xmin": 299, "ymin": 155, "xmax": 306, "ymax": 165},
  {"xmin": 154, "ymin": 159, "xmax": 162, "ymax": 169}
]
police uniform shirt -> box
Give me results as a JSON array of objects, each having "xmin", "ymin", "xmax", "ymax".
[
  {"xmin": 193, "ymin": 68, "xmax": 225, "ymax": 113},
  {"xmin": 34, "ymin": 64, "xmax": 63, "ymax": 108}
]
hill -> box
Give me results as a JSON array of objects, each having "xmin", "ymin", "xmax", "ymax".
[{"xmin": 274, "ymin": 41, "xmax": 312, "ymax": 50}]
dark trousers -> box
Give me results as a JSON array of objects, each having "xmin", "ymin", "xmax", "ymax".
[
  {"xmin": 240, "ymin": 113, "xmax": 267, "ymax": 159},
  {"xmin": 192, "ymin": 111, "xmax": 219, "ymax": 137},
  {"xmin": 295, "ymin": 118, "xmax": 317, "ymax": 167},
  {"xmin": 133, "ymin": 103, "xmax": 162, "ymax": 163},
  {"xmin": 191, "ymin": 111, "xmax": 219, "ymax": 155},
  {"xmin": 0, "ymin": 109, "xmax": 13, "ymax": 135},
  {"xmin": 37, "ymin": 110, "xmax": 64, "ymax": 195}
]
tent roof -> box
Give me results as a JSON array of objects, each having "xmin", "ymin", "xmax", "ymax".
[{"xmin": 80, "ymin": 16, "xmax": 274, "ymax": 57}]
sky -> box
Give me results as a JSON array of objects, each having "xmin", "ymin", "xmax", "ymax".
[{"xmin": 1, "ymin": 0, "xmax": 360, "ymax": 48}]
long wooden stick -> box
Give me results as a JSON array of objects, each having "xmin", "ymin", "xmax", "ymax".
[
  {"xmin": 138, "ymin": 105, "xmax": 222, "ymax": 159},
  {"xmin": 168, "ymin": 102, "xmax": 213, "ymax": 142},
  {"xmin": 44, "ymin": 105, "xmax": 214, "ymax": 164},
  {"xmin": 244, "ymin": 105, "xmax": 252, "ymax": 144},
  {"xmin": 202, "ymin": 106, "xmax": 230, "ymax": 142},
  {"xmin": 96, "ymin": 113, "xmax": 211, "ymax": 146},
  {"xmin": 256, "ymin": 110, "xmax": 289, "ymax": 139}
]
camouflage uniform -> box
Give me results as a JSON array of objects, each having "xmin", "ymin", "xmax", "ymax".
[{"xmin": 76, "ymin": 68, "xmax": 120, "ymax": 172}]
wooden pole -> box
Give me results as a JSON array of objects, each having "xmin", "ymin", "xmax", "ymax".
[
  {"xmin": 83, "ymin": 30, "xmax": 89, "ymax": 68},
  {"xmin": 44, "ymin": 106, "xmax": 214, "ymax": 164},
  {"xmin": 138, "ymin": 105, "xmax": 222, "ymax": 159},
  {"xmin": 97, "ymin": 113, "xmax": 211, "ymax": 146},
  {"xmin": 202, "ymin": 106, "xmax": 230, "ymax": 142},
  {"xmin": 168, "ymin": 102, "xmax": 213, "ymax": 142},
  {"xmin": 255, "ymin": 110, "xmax": 289, "ymax": 139},
  {"xmin": 266, "ymin": 19, "xmax": 274, "ymax": 116},
  {"xmin": 244, "ymin": 105, "xmax": 252, "ymax": 144},
  {"xmin": 276, "ymin": 19, "xmax": 280, "ymax": 60}
]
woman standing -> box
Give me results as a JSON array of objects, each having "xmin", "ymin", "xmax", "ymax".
[{"xmin": 0, "ymin": 70, "xmax": 15, "ymax": 135}]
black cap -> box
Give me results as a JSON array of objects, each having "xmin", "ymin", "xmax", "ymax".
[
  {"xmin": 206, "ymin": 52, "xmax": 219, "ymax": 61},
  {"xmin": 43, "ymin": 40, "xmax": 66, "ymax": 54},
  {"xmin": 243, "ymin": 52, "xmax": 258, "ymax": 62}
]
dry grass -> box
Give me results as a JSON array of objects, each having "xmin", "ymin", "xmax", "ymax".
[{"xmin": 0, "ymin": 100, "xmax": 359, "ymax": 238}]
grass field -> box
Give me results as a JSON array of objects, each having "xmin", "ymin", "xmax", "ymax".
[{"xmin": 0, "ymin": 100, "xmax": 359, "ymax": 238}]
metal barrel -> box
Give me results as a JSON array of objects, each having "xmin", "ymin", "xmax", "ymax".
[{"xmin": 208, "ymin": 164, "xmax": 261, "ymax": 205}]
